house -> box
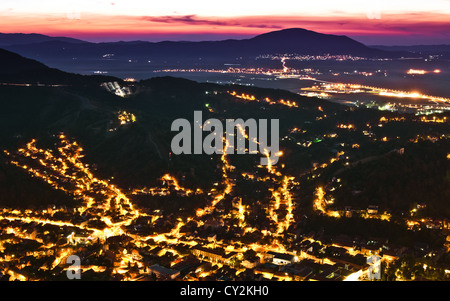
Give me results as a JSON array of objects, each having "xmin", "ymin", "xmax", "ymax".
[
  {"xmin": 222, "ymin": 252, "xmax": 238, "ymax": 264},
  {"xmin": 191, "ymin": 246, "xmax": 236, "ymax": 264},
  {"xmin": 254, "ymin": 262, "xmax": 279, "ymax": 278},
  {"xmin": 309, "ymin": 265, "xmax": 344, "ymax": 281},
  {"xmin": 242, "ymin": 258, "xmax": 261, "ymax": 269},
  {"xmin": 283, "ymin": 263, "xmax": 314, "ymax": 281},
  {"xmin": 326, "ymin": 246, "xmax": 348, "ymax": 258},
  {"xmin": 171, "ymin": 255, "xmax": 200, "ymax": 276},
  {"xmin": 291, "ymin": 266, "xmax": 314, "ymax": 281},
  {"xmin": 266, "ymin": 251, "xmax": 295, "ymax": 265},
  {"xmin": 332, "ymin": 234, "xmax": 354, "ymax": 249},
  {"xmin": 305, "ymin": 241, "xmax": 322, "ymax": 254},
  {"xmin": 381, "ymin": 248, "xmax": 399, "ymax": 261},
  {"xmin": 361, "ymin": 244, "xmax": 380, "ymax": 255},
  {"xmin": 291, "ymin": 260, "xmax": 336, "ymax": 281},
  {"xmin": 148, "ymin": 264, "xmax": 180, "ymax": 280}
]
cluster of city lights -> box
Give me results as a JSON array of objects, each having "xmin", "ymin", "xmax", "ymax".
[{"xmin": 228, "ymin": 91, "xmax": 298, "ymax": 108}]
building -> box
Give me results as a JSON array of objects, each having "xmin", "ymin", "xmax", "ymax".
[
  {"xmin": 266, "ymin": 251, "xmax": 295, "ymax": 265},
  {"xmin": 191, "ymin": 246, "xmax": 237, "ymax": 264},
  {"xmin": 360, "ymin": 244, "xmax": 380, "ymax": 256},
  {"xmin": 242, "ymin": 258, "xmax": 261, "ymax": 269},
  {"xmin": 171, "ymin": 255, "xmax": 200, "ymax": 276},
  {"xmin": 148, "ymin": 264, "xmax": 180, "ymax": 280}
]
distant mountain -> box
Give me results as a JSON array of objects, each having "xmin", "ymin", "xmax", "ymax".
[
  {"xmin": 0, "ymin": 48, "xmax": 119, "ymax": 84},
  {"xmin": 371, "ymin": 44, "xmax": 450, "ymax": 58},
  {"xmin": 372, "ymin": 44, "xmax": 450, "ymax": 52},
  {"xmin": 0, "ymin": 33, "xmax": 87, "ymax": 46},
  {"xmin": 2, "ymin": 28, "xmax": 408, "ymax": 61},
  {"xmin": 245, "ymin": 28, "xmax": 389, "ymax": 56}
]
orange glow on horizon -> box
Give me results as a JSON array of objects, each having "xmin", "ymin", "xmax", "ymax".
[{"xmin": 0, "ymin": 9, "xmax": 450, "ymax": 43}]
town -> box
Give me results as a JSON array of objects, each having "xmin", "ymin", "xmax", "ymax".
[{"xmin": 1, "ymin": 82, "xmax": 449, "ymax": 281}]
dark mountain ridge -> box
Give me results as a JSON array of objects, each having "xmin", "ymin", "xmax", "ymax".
[
  {"xmin": 372, "ymin": 44, "xmax": 450, "ymax": 59},
  {"xmin": 0, "ymin": 33, "xmax": 86, "ymax": 46},
  {"xmin": 0, "ymin": 48, "xmax": 119, "ymax": 85},
  {"xmin": 2, "ymin": 28, "xmax": 410, "ymax": 61}
]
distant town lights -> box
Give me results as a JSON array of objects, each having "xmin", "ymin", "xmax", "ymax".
[{"xmin": 407, "ymin": 69, "xmax": 441, "ymax": 75}]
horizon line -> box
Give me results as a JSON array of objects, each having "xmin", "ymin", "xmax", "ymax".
[{"xmin": 1, "ymin": 28, "xmax": 449, "ymax": 47}]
